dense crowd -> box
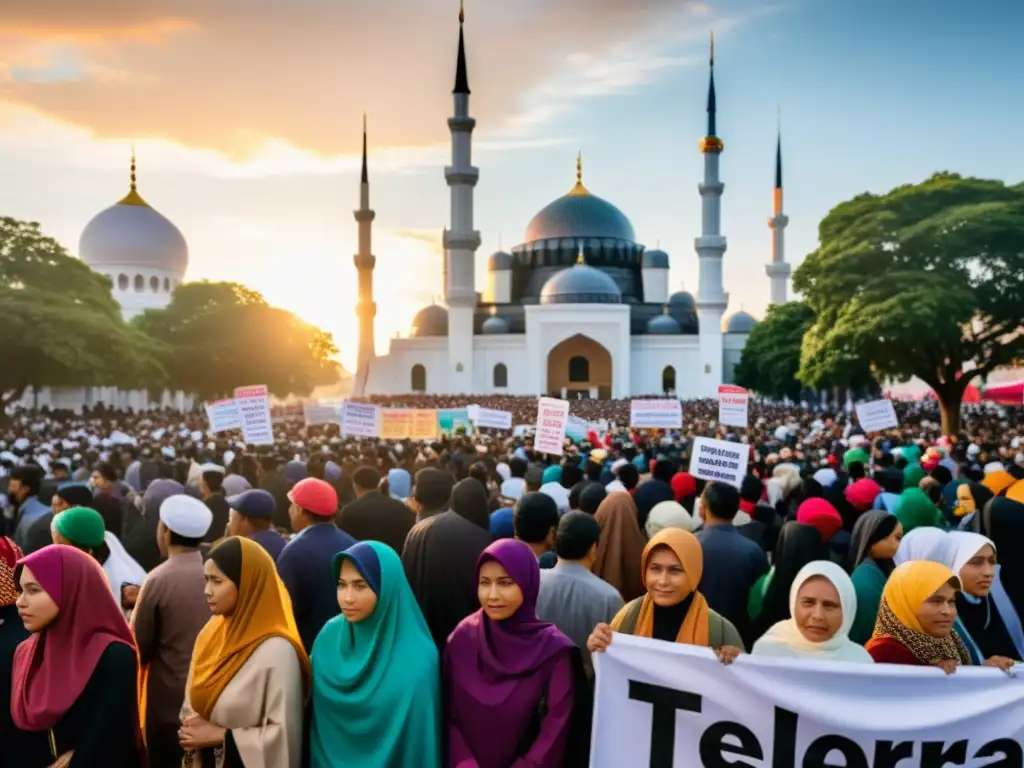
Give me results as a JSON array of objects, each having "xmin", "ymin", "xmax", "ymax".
[{"xmin": 0, "ymin": 395, "xmax": 1022, "ymax": 767}]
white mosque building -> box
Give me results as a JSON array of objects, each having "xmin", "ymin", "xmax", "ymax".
[{"xmin": 355, "ymin": 15, "xmax": 791, "ymax": 399}]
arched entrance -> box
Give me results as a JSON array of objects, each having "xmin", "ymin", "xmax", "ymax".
[{"xmin": 547, "ymin": 334, "xmax": 613, "ymax": 399}]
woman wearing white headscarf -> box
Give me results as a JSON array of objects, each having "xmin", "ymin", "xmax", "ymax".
[
  {"xmin": 752, "ymin": 561, "xmax": 873, "ymax": 663},
  {"xmin": 893, "ymin": 527, "xmax": 951, "ymax": 566}
]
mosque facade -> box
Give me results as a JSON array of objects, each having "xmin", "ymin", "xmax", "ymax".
[{"xmin": 356, "ymin": 15, "xmax": 791, "ymax": 400}]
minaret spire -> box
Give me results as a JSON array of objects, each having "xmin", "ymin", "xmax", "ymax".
[
  {"xmin": 700, "ymin": 32, "xmax": 723, "ymax": 155},
  {"xmin": 454, "ymin": 0, "xmax": 470, "ymax": 95},
  {"xmin": 353, "ymin": 115, "xmax": 377, "ymax": 393},
  {"xmin": 766, "ymin": 110, "xmax": 791, "ymax": 305},
  {"xmin": 569, "ymin": 150, "xmax": 589, "ymax": 196},
  {"xmin": 118, "ymin": 143, "xmax": 148, "ymax": 207},
  {"xmin": 361, "ymin": 113, "xmax": 368, "ymax": 184}
]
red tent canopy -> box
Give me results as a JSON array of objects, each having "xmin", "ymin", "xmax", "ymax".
[{"xmin": 982, "ymin": 380, "xmax": 1024, "ymax": 405}]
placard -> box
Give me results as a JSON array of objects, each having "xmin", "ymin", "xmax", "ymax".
[
  {"xmin": 204, "ymin": 399, "xmax": 242, "ymax": 433},
  {"xmin": 470, "ymin": 407, "xmax": 513, "ymax": 430},
  {"xmin": 339, "ymin": 401, "xmax": 379, "ymax": 437},
  {"xmin": 303, "ymin": 401, "xmax": 342, "ymax": 427},
  {"xmin": 535, "ymin": 397, "xmax": 570, "ymax": 456},
  {"xmin": 410, "ymin": 409, "xmax": 439, "ymax": 440},
  {"xmin": 437, "ymin": 408, "xmax": 471, "ymax": 436},
  {"xmin": 379, "ymin": 409, "xmax": 413, "ymax": 440},
  {"xmin": 690, "ymin": 436, "xmax": 748, "ymax": 488},
  {"xmin": 232, "ymin": 385, "xmax": 273, "ymax": 445},
  {"xmin": 630, "ymin": 399, "xmax": 683, "ymax": 429},
  {"xmin": 855, "ymin": 398, "xmax": 899, "ymax": 433},
  {"xmin": 718, "ymin": 384, "xmax": 749, "ymax": 428}
]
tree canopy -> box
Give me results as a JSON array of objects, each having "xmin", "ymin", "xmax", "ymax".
[
  {"xmin": 133, "ymin": 281, "xmax": 340, "ymax": 401},
  {"xmin": 0, "ymin": 216, "xmax": 163, "ymax": 407},
  {"xmin": 794, "ymin": 173, "xmax": 1024, "ymax": 433}
]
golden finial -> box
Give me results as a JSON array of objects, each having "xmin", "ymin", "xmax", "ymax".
[
  {"xmin": 459, "ymin": 0, "xmax": 465, "ymax": 24},
  {"xmin": 576, "ymin": 244, "xmax": 585, "ymax": 265},
  {"xmin": 118, "ymin": 143, "xmax": 149, "ymax": 207},
  {"xmin": 569, "ymin": 150, "xmax": 590, "ymax": 196}
]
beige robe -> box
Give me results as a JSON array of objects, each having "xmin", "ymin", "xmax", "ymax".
[{"xmin": 182, "ymin": 636, "xmax": 304, "ymax": 768}]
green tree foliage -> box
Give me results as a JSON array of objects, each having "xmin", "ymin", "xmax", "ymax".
[
  {"xmin": 0, "ymin": 216, "xmax": 163, "ymax": 408},
  {"xmin": 134, "ymin": 281, "xmax": 340, "ymax": 401},
  {"xmin": 794, "ymin": 173, "xmax": 1024, "ymax": 433}
]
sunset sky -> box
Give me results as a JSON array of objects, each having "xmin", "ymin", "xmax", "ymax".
[{"xmin": 2, "ymin": 0, "xmax": 1022, "ymax": 372}]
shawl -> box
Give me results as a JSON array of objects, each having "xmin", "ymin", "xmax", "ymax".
[
  {"xmin": 11, "ymin": 545, "xmax": 137, "ymax": 730},
  {"xmin": 190, "ymin": 537, "xmax": 310, "ymax": 721},
  {"xmin": 592, "ymin": 492, "xmax": 646, "ymax": 601},
  {"xmin": 795, "ymin": 498, "xmax": 843, "ymax": 542},
  {"xmin": 752, "ymin": 561, "xmax": 873, "ymax": 663},
  {"xmin": 611, "ymin": 528, "xmax": 711, "ymax": 646},
  {"xmin": 0, "ymin": 537, "xmax": 21, "ymax": 607},
  {"xmin": 893, "ymin": 488, "xmax": 943, "ymax": 533},
  {"xmin": 868, "ymin": 561, "xmax": 970, "ymax": 665},
  {"xmin": 310, "ymin": 542, "xmax": 440, "ymax": 767}
]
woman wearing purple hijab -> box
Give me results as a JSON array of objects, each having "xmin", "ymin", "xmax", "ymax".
[{"xmin": 443, "ymin": 539, "xmax": 578, "ymax": 768}]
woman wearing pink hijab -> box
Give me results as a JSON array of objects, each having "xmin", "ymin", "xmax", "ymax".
[{"xmin": 10, "ymin": 545, "xmax": 144, "ymax": 767}]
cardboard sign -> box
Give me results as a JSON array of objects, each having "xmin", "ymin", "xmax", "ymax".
[
  {"xmin": 535, "ymin": 397, "xmax": 570, "ymax": 455},
  {"xmin": 718, "ymin": 385, "xmax": 749, "ymax": 428},
  {"xmin": 855, "ymin": 399, "xmax": 899, "ymax": 433},
  {"xmin": 232, "ymin": 385, "xmax": 273, "ymax": 445},
  {"xmin": 630, "ymin": 399, "xmax": 683, "ymax": 429},
  {"xmin": 690, "ymin": 436, "xmax": 749, "ymax": 488},
  {"xmin": 204, "ymin": 399, "xmax": 242, "ymax": 433}
]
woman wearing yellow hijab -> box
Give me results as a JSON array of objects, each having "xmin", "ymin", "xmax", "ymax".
[
  {"xmin": 179, "ymin": 537, "xmax": 310, "ymax": 767},
  {"xmin": 866, "ymin": 560, "xmax": 970, "ymax": 672},
  {"xmin": 587, "ymin": 528, "xmax": 745, "ymax": 663}
]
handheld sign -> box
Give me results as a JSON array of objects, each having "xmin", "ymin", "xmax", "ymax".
[
  {"xmin": 630, "ymin": 399, "xmax": 683, "ymax": 429},
  {"xmin": 690, "ymin": 436, "xmax": 748, "ymax": 488},
  {"xmin": 232, "ymin": 385, "xmax": 273, "ymax": 445},
  {"xmin": 855, "ymin": 399, "xmax": 899, "ymax": 433},
  {"xmin": 535, "ymin": 397, "xmax": 570, "ymax": 455},
  {"xmin": 717, "ymin": 385, "xmax": 749, "ymax": 428}
]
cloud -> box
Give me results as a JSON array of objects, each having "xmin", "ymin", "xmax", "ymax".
[{"xmin": 0, "ymin": 0, "xmax": 710, "ymax": 160}]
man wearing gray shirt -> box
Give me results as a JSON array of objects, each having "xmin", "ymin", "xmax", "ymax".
[{"xmin": 537, "ymin": 511, "xmax": 624, "ymax": 677}]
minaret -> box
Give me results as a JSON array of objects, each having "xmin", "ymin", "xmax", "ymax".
[
  {"xmin": 353, "ymin": 114, "xmax": 377, "ymax": 388},
  {"xmin": 766, "ymin": 120, "xmax": 791, "ymax": 304},
  {"xmin": 695, "ymin": 32, "xmax": 728, "ymax": 398},
  {"xmin": 443, "ymin": 0, "xmax": 481, "ymax": 394}
]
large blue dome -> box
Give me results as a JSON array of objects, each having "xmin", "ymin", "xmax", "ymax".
[
  {"xmin": 524, "ymin": 175, "xmax": 635, "ymax": 243},
  {"xmin": 410, "ymin": 304, "xmax": 448, "ymax": 337},
  {"xmin": 722, "ymin": 310, "xmax": 758, "ymax": 334},
  {"xmin": 539, "ymin": 262, "xmax": 622, "ymax": 305}
]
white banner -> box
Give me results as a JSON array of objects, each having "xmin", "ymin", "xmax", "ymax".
[
  {"xmin": 468, "ymin": 406, "xmax": 513, "ymax": 430},
  {"xmin": 340, "ymin": 401, "xmax": 379, "ymax": 437},
  {"xmin": 303, "ymin": 400, "xmax": 343, "ymax": 427},
  {"xmin": 690, "ymin": 436, "xmax": 748, "ymax": 488},
  {"xmin": 718, "ymin": 384, "xmax": 749, "ymax": 428},
  {"xmin": 630, "ymin": 399, "xmax": 683, "ymax": 429},
  {"xmin": 204, "ymin": 399, "xmax": 242, "ymax": 433},
  {"xmin": 593, "ymin": 634, "xmax": 1024, "ymax": 768},
  {"xmin": 856, "ymin": 398, "xmax": 899, "ymax": 433}
]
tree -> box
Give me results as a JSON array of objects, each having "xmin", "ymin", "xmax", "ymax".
[
  {"xmin": 134, "ymin": 281, "xmax": 340, "ymax": 401},
  {"xmin": 734, "ymin": 301, "xmax": 874, "ymax": 401},
  {"xmin": 794, "ymin": 173, "xmax": 1024, "ymax": 433},
  {"xmin": 0, "ymin": 216, "xmax": 164, "ymax": 411}
]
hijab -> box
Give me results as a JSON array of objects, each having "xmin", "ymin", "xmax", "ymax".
[
  {"xmin": 757, "ymin": 522, "xmax": 827, "ymax": 632},
  {"xmin": 592, "ymin": 492, "xmax": 647, "ymax": 601},
  {"xmin": 0, "ymin": 537, "xmax": 21, "ymax": 607},
  {"xmin": 893, "ymin": 488, "xmax": 943, "ymax": 533},
  {"xmin": 388, "ymin": 468, "xmax": 412, "ymax": 500},
  {"xmin": 611, "ymin": 528, "xmax": 711, "ymax": 645},
  {"xmin": 450, "ymin": 478, "xmax": 492, "ymax": 532},
  {"xmin": 795, "ymin": 498, "xmax": 843, "ymax": 542},
  {"xmin": 11, "ymin": 545, "xmax": 137, "ymax": 730},
  {"xmin": 310, "ymin": 542, "xmax": 440, "ymax": 766},
  {"xmin": 953, "ymin": 483, "xmax": 993, "ymax": 520},
  {"xmin": 645, "ymin": 501, "xmax": 694, "ymax": 538},
  {"xmin": 869, "ymin": 561, "xmax": 970, "ymax": 665},
  {"xmin": 845, "ymin": 479, "xmax": 882, "ymax": 513},
  {"xmin": 848, "ymin": 511, "xmax": 899, "ymax": 575},
  {"xmin": 894, "ymin": 527, "xmax": 951, "ymax": 566},
  {"xmin": 752, "ymin": 561, "xmax": 873, "ymax": 663},
  {"xmin": 189, "ymin": 537, "xmax": 310, "ymax": 720}
]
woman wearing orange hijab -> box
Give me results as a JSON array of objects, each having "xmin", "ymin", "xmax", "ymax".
[
  {"xmin": 587, "ymin": 528, "xmax": 745, "ymax": 663},
  {"xmin": 180, "ymin": 537, "xmax": 309, "ymax": 768}
]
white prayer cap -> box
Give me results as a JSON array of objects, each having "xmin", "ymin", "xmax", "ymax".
[
  {"xmin": 199, "ymin": 462, "xmax": 226, "ymax": 475},
  {"xmin": 160, "ymin": 495, "xmax": 213, "ymax": 539},
  {"xmin": 222, "ymin": 450, "xmax": 236, "ymax": 467}
]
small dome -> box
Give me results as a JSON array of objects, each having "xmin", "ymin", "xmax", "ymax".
[
  {"xmin": 667, "ymin": 291, "xmax": 696, "ymax": 311},
  {"xmin": 410, "ymin": 305, "xmax": 448, "ymax": 337},
  {"xmin": 481, "ymin": 315, "xmax": 510, "ymax": 335},
  {"xmin": 539, "ymin": 262, "xmax": 622, "ymax": 305},
  {"xmin": 723, "ymin": 310, "xmax": 758, "ymax": 334},
  {"xmin": 488, "ymin": 250, "xmax": 512, "ymax": 271},
  {"xmin": 642, "ymin": 249, "xmax": 669, "ymax": 269},
  {"xmin": 647, "ymin": 313, "xmax": 681, "ymax": 335}
]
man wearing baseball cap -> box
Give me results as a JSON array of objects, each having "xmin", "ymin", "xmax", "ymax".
[
  {"xmin": 276, "ymin": 476, "xmax": 356, "ymax": 651},
  {"xmin": 225, "ymin": 489, "xmax": 288, "ymax": 562}
]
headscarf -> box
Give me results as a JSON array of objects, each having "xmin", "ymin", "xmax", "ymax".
[
  {"xmin": 893, "ymin": 488, "xmax": 942, "ymax": 533},
  {"xmin": 969, "ymin": 497, "xmax": 1024, "ymax": 618},
  {"xmin": 611, "ymin": 529, "xmax": 710, "ymax": 646},
  {"xmin": 11, "ymin": 545, "xmax": 137, "ymax": 730},
  {"xmin": 752, "ymin": 561, "xmax": 873, "ymax": 663},
  {"xmin": 843, "ymin": 448, "xmax": 870, "ymax": 471},
  {"xmin": 0, "ymin": 537, "xmax": 23, "ymax": 607},
  {"xmin": 813, "ymin": 468, "xmax": 839, "ymax": 489},
  {"xmin": 592, "ymin": 492, "xmax": 647, "ymax": 601},
  {"xmin": 450, "ymin": 478, "xmax": 492, "ymax": 532},
  {"xmin": 848, "ymin": 511, "xmax": 899, "ymax": 574},
  {"xmin": 903, "ymin": 464, "xmax": 927, "ymax": 490},
  {"xmin": 953, "ymin": 483, "xmax": 993, "ymax": 519},
  {"xmin": 542, "ymin": 465, "xmax": 562, "ymax": 486},
  {"xmin": 189, "ymin": 537, "xmax": 310, "ymax": 720},
  {"xmin": 983, "ymin": 469, "xmax": 1015, "ymax": 496},
  {"xmin": 645, "ymin": 500, "xmax": 694, "ymax": 538},
  {"xmin": 756, "ymin": 522, "xmax": 827, "ymax": 632},
  {"xmin": 795, "ymin": 498, "xmax": 843, "ymax": 543},
  {"xmin": 670, "ymin": 472, "xmax": 697, "ymax": 502},
  {"xmin": 845, "ymin": 479, "xmax": 881, "ymax": 513},
  {"xmin": 310, "ymin": 542, "xmax": 440, "ymax": 766},
  {"xmin": 894, "ymin": 527, "xmax": 951, "ymax": 566},
  {"xmin": 869, "ymin": 561, "xmax": 970, "ymax": 665}
]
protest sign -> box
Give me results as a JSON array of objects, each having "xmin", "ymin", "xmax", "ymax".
[
  {"xmin": 339, "ymin": 402, "xmax": 379, "ymax": 437},
  {"xmin": 379, "ymin": 409, "xmax": 413, "ymax": 440},
  {"xmin": 690, "ymin": 436, "xmax": 748, "ymax": 487},
  {"xmin": 855, "ymin": 398, "xmax": 899, "ymax": 433},
  {"xmin": 630, "ymin": 399, "xmax": 683, "ymax": 429},
  {"xmin": 232, "ymin": 385, "xmax": 273, "ymax": 445},
  {"xmin": 469, "ymin": 406, "xmax": 513, "ymax": 430},
  {"xmin": 438, "ymin": 408, "xmax": 471, "ymax": 436},
  {"xmin": 535, "ymin": 397, "xmax": 570, "ymax": 455},
  {"xmin": 718, "ymin": 384, "xmax": 749, "ymax": 428},
  {"xmin": 204, "ymin": 399, "xmax": 242, "ymax": 433},
  {"xmin": 302, "ymin": 401, "xmax": 342, "ymax": 427},
  {"xmin": 592, "ymin": 634, "xmax": 1024, "ymax": 768},
  {"xmin": 410, "ymin": 409, "xmax": 438, "ymax": 440}
]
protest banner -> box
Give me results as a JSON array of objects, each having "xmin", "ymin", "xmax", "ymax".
[
  {"xmin": 718, "ymin": 384, "xmax": 749, "ymax": 428},
  {"xmin": 592, "ymin": 634, "xmax": 1024, "ymax": 768},
  {"xmin": 339, "ymin": 401, "xmax": 379, "ymax": 437},
  {"xmin": 302, "ymin": 400, "xmax": 342, "ymax": 427},
  {"xmin": 379, "ymin": 409, "xmax": 413, "ymax": 440},
  {"xmin": 630, "ymin": 399, "xmax": 683, "ymax": 429},
  {"xmin": 468, "ymin": 406, "xmax": 513, "ymax": 430},
  {"xmin": 410, "ymin": 409, "xmax": 439, "ymax": 440},
  {"xmin": 566, "ymin": 415, "xmax": 588, "ymax": 443},
  {"xmin": 204, "ymin": 399, "xmax": 242, "ymax": 433},
  {"xmin": 855, "ymin": 398, "xmax": 899, "ymax": 433},
  {"xmin": 535, "ymin": 397, "xmax": 570, "ymax": 455},
  {"xmin": 690, "ymin": 436, "xmax": 748, "ymax": 487},
  {"xmin": 438, "ymin": 408, "xmax": 471, "ymax": 435},
  {"xmin": 232, "ymin": 385, "xmax": 273, "ymax": 445}
]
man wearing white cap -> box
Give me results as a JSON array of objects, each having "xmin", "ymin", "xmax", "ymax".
[{"xmin": 130, "ymin": 495, "xmax": 212, "ymax": 768}]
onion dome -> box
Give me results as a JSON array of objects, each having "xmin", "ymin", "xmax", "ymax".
[
  {"xmin": 539, "ymin": 247, "xmax": 622, "ymax": 305},
  {"xmin": 667, "ymin": 290, "xmax": 696, "ymax": 312},
  {"xmin": 722, "ymin": 310, "xmax": 758, "ymax": 334},
  {"xmin": 79, "ymin": 150, "xmax": 188, "ymax": 276},
  {"xmin": 410, "ymin": 304, "xmax": 448, "ymax": 337},
  {"xmin": 488, "ymin": 250, "xmax": 512, "ymax": 271},
  {"xmin": 642, "ymin": 249, "xmax": 669, "ymax": 269},
  {"xmin": 524, "ymin": 153, "xmax": 635, "ymax": 243},
  {"xmin": 481, "ymin": 315, "xmax": 510, "ymax": 335},
  {"xmin": 647, "ymin": 309, "xmax": 681, "ymax": 335}
]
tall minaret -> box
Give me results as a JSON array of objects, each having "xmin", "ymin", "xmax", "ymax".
[
  {"xmin": 353, "ymin": 114, "xmax": 377, "ymax": 389},
  {"xmin": 443, "ymin": 0, "xmax": 481, "ymax": 394},
  {"xmin": 766, "ymin": 121, "xmax": 790, "ymax": 304},
  {"xmin": 695, "ymin": 33, "xmax": 728, "ymax": 398}
]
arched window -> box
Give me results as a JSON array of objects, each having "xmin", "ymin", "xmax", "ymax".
[
  {"xmin": 134, "ymin": 274, "xmax": 144, "ymax": 292},
  {"xmin": 568, "ymin": 356, "xmax": 589, "ymax": 383},
  {"xmin": 118, "ymin": 274, "xmax": 129, "ymax": 291},
  {"xmin": 163, "ymin": 277, "xmax": 171, "ymax": 292},
  {"xmin": 493, "ymin": 363, "xmax": 508, "ymax": 388},
  {"xmin": 662, "ymin": 365, "xmax": 676, "ymax": 394},
  {"xmin": 150, "ymin": 276, "xmax": 160, "ymax": 292},
  {"xmin": 411, "ymin": 364, "xmax": 427, "ymax": 392}
]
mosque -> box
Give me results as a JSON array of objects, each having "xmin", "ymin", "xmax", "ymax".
[{"xmin": 355, "ymin": 13, "xmax": 792, "ymax": 400}]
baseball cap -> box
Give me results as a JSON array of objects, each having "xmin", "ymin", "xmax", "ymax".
[
  {"xmin": 288, "ymin": 477, "xmax": 338, "ymax": 517},
  {"xmin": 227, "ymin": 489, "xmax": 276, "ymax": 520}
]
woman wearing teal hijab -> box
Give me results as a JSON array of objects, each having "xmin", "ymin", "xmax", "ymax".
[{"xmin": 310, "ymin": 541, "xmax": 441, "ymax": 768}]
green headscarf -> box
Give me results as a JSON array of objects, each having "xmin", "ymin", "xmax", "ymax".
[
  {"xmin": 843, "ymin": 448, "xmax": 870, "ymax": 470},
  {"xmin": 893, "ymin": 489, "xmax": 943, "ymax": 533},
  {"xmin": 903, "ymin": 463, "xmax": 928, "ymax": 490},
  {"xmin": 901, "ymin": 445, "xmax": 922, "ymax": 465},
  {"xmin": 542, "ymin": 465, "xmax": 562, "ymax": 485},
  {"xmin": 309, "ymin": 542, "xmax": 440, "ymax": 768},
  {"xmin": 53, "ymin": 506, "xmax": 106, "ymax": 549}
]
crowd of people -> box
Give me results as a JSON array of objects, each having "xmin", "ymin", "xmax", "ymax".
[{"xmin": 0, "ymin": 394, "xmax": 1022, "ymax": 767}]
